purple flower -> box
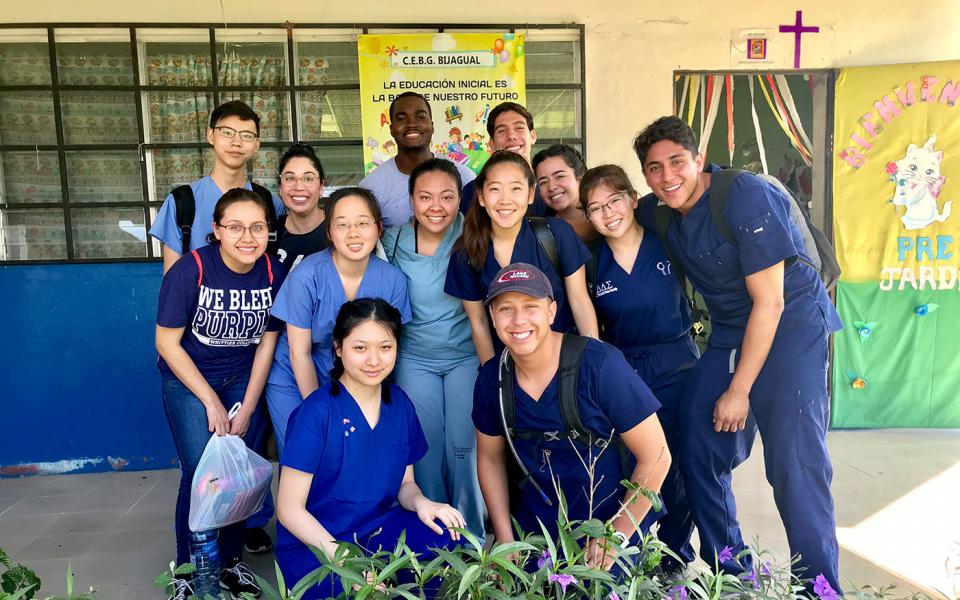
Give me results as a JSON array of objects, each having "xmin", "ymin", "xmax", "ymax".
[
  {"xmin": 741, "ymin": 571, "xmax": 759, "ymax": 590},
  {"xmin": 814, "ymin": 574, "xmax": 839, "ymax": 600},
  {"xmin": 717, "ymin": 545, "xmax": 734, "ymax": 564},
  {"xmin": 609, "ymin": 594, "xmax": 620, "ymax": 600},
  {"xmin": 537, "ymin": 550, "xmax": 553, "ymax": 570},
  {"xmin": 761, "ymin": 562, "xmax": 771, "ymax": 577},
  {"xmin": 665, "ymin": 585, "xmax": 688, "ymax": 600},
  {"xmin": 549, "ymin": 573, "xmax": 577, "ymax": 594}
]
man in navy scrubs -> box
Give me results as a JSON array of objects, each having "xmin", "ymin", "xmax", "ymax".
[
  {"xmin": 632, "ymin": 116, "xmax": 843, "ymax": 591},
  {"xmin": 473, "ymin": 263, "xmax": 670, "ymax": 571}
]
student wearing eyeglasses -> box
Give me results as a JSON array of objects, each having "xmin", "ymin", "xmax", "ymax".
[
  {"xmin": 267, "ymin": 188, "xmax": 412, "ymax": 456},
  {"xmin": 149, "ymin": 100, "xmax": 286, "ymax": 274},
  {"xmin": 156, "ymin": 189, "xmax": 289, "ymax": 600},
  {"xmin": 268, "ymin": 144, "xmax": 329, "ymax": 270}
]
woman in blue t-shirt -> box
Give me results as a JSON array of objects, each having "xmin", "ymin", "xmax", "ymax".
[
  {"xmin": 276, "ymin": 298, "xmax": 464, "ymax": 599},
  {"xmin": 444, "ymin": 150, "xmax": 598, "ymax": 364},
  {"xmin": 266, "ymin": 187, "xmax": 411, "ymax": 457},
  {"xmin": 382, "ymin": 158, "xmax": 484, "ymax": 539},
  {"xmin": 156, "ymin": 188, "xmax": 288, "ymax": 599},
  {"xmin": 580, "ymin": 164, "xmax": 700, "ymax": 571}
]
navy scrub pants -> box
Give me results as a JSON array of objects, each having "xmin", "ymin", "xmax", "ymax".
[{"xmin": 680, "ymin": 324, "xmax": 839, "ymax": 592}]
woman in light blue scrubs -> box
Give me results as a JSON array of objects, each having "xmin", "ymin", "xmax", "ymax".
[
  {"xmin": 580, "ymin": 164, "xmax": 700, "ymax": 572},
  {"xmin": 382, "ymin": 158, "xmax": 483, "ymax": 539},
  {"xmin": 276, "ymin": 298, "xmax": 464, "ymax": 599},
  {"xmin": 266, "ymin": 187, "xmax": 411, "ymax": 456}
]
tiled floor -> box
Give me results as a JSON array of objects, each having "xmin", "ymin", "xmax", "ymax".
[{"xmin": 1, "ymin": 429, "xmax": 958, "ymax": 599}]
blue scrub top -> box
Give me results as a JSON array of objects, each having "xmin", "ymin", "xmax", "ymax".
[
  {"xmin": 268, "ymin": 249, "xmax": 412, "ymax": 388},
  {"xmin": 277, "ymin": 382, "xmax": 428, "ymax": 550},
  {"xmin": 382, "ymin": 214, "xmax": 475, "ymax": 360},
  {"xmin": 472, "ymin": 338, "xmax": 660, "ymax": 536},
  {"xmin": 639, "ymin": 165, "xmax": 843, "ymax": 348},
  {"xmin": 444, "ymin": 217, "xmax": 591, "ymax": 354},
  {"xmin": 149, "ymin": 175, "xmax": 286, "ymax": 252}
]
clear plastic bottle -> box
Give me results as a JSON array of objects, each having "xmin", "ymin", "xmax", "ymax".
[{"xmin": 188, "ymin": 529, "xmax": 222, "ymax": 598}]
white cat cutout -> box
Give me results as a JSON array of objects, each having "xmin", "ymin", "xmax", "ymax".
[{"xmin": 887, "ymin": 134, "xmax": 952, "ymax": 230}]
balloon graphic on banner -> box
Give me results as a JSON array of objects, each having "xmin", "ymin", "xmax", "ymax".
[
  {"xmin": 515, "ymin": 44, "xmax": 524, "ymax": 58},
  {"xmin": 500, "ymin": 50, "xmax": 510, "ymax": 63},
  {"xmin": 494, "ymin": 38, "xmax": 504, "ymax": 52}
]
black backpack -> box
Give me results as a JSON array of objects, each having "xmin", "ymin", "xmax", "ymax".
[
  {"xmin": 172, "ymin": 181, "xmax": 277, "ymax": 254},
  {"xmin": 497, "ymin": 333, "xmax": 631, "ymax": 507}
]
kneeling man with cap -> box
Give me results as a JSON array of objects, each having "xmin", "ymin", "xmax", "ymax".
[{"xmin": 473, "ymin": 262, "xmax": 670, "ymax": 570}]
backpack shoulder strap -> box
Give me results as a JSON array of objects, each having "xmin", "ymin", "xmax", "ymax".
[
  {"xmin": 172, "ymin": 184, "xmax": 196, "ymax": 255},
  {"xmin": 497, "ymin": 348, "xmax": 517, "ymax": 435},
  {"xmin": 527, "ymin": 217, "xmax": 561, "ymax": 276},
  {"xmin": 190, "ymin": 249, "xmax": 203, "ymax": 287},
  {"xmin": 652, "ymin": 204, "xmax": 695, "ymax": 313},
  {"xmin": 556, "ymin": 334, "xmax": 592, "ymax": 443},
  {"xmin": 263, "ymin": 253, "xmax": 274, "ymax": 285},
  {"xmin": 250, "ymin": 181, "xmax": 278, "ymax": 224},
  {"xmin": 707, "ymin": 168, "xmax": 745, "ymax": 244}
]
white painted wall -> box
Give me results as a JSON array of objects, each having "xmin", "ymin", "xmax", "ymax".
[{"xmin": 8, "ymin": 0, "xmax": 960, "ymax": 184}]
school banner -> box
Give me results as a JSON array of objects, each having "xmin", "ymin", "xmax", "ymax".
[
  {"xmin": 832, "ymin": 60, "xmax": 960, "ymax": 428},
  {"xmin": 357, "ymin": 33, "xmax": 526, "ymax": 176}
]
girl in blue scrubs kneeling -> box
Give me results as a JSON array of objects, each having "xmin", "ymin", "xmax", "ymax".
[
  {"xmin": 445, "ymin": 150, "xmax": 598, "ymax": 364},
  {"xmin": 580, "ymin": 165, "xmax": 700, "ymax": 572},
  {"xmin": 276, "ymin": 298, "xmax": 465, "ymax": 599}
]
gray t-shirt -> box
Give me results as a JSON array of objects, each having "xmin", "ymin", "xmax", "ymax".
[{"xmin": 359, "ymin": 156, "xmax": 477, "ymax": 227}]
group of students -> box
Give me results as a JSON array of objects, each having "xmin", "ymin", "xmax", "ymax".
[{"xmin": 151, "ymin": 96, "xmax": 843, "ymax": 600}]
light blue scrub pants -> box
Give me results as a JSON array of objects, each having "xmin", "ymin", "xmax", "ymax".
[{"xmin": 393, "ymin": 351, "xmax": 484, "ymax": 540}]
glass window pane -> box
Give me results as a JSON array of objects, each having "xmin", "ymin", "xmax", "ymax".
[
  {"xmin": 525, "ymin": 41, "xmax": 580, "ymax": 84},
  {"xmin": 61, "ymin": 91, "xmax": 138, "ymax": 144},
  {"xmin": 216, "ymin": 37, "xmax": 287, "ymax": 86},
  {"xmin": 318, "ymin": 145, "xmax": 364, "ymax": 188},
  {"xmin": 298, "ymin": 90, "xmax": 361, "ymax": 140},
  {"xmin": 1, "ymin": 151, "xmax": 62, "ymax": 205},
  {"xmin": 0, "ymin": 208, "xmax": 67, "ymax": 261},
  {"xmin": 66, "ymin": 151, "xmax": 142, "ymax": 204},
  {"xmin": 56, "ymin": 40, "xmax": 134, "ymax": 86},
  {"xmin": 295, "ymin": 42, "xmax": 358, "ymax": 85},
  {"xmin": 0, "ymin": 34, "xmax": 52, "ymax": 85},
  {"xmin": 150, "ymin": 148, "xmax": 212, "ymax": 202},
  {"xmin": 145, "ymin": 91, "xmax": 213, "ymax": 143},
  {"xmin": 527, "ymin": 89, "xmax": 580, "ymax": 139},
  {"xmin": 71, "ymin": 206, "xmax": 147, "ymax": 259},
  {"xmin": 218, "ymin": 92, "xmax": 291, "ymax": 141},
  {"xmin": 0, "ymin": 92, "xmax": 56, "ymax": 145},
  {"xmin": 142, "ymin": 42, "xmax": 213, "ymax": 86},
  {"xmin": 249, "ymin": 148, "xmax": 279, "ymax": 194}
]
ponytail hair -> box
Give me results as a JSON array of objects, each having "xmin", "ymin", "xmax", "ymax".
[
  {"xmin": 453, "ymin": 150, "xmax": 534, "ymax": 270},
  {"xmin": 328, "ymin": 298, "xmax": 403, "ymax": 403}
]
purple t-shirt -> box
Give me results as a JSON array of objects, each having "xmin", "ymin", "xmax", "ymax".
[{"xmin": 156, "ymin": 243, "xmax": 288, "ymax": 381}]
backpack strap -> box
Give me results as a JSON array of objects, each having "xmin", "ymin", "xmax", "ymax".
[
  {"xmin": 172, "ymin": 184, "xmax": 196, "ymax": 255},
  {"xmin": 653, "ymin": 203, "xmax": 702, "ymax": 331},
  {"xmin": 527, "ymin": 216, "xmax": 561, "ymax": 276},
  {"xmin": 263, "ymin": 253, "xmax": 274, "ymax": 285},
  {"xmin": 251, "ymin": 181, "xmax": 279, "ymax": 243},
  {"xmin": 556, "ymin": 334, "xmax": 593, "ymax": 444},
  {"xmin": 706, "ymin": 168, "xmax": 746, "ymax": 245},
  {"xmin": 190, "ymin": 249, "xmax": 203, "ymax": 287}
]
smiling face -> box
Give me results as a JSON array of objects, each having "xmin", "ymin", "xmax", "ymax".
[
  {"xmin": 328, "ymin": 194, "xmax": 380, "ymax": 262},
  {"xmin": 390, "ymin": 96, "xmax": 434, "ymax": 152},
  {"xmin": 489, "ymin": 292, "xmax": 557, "ymax": 358},
  {"xmin": 478, "ymin": 162, "xmax": 534, "ymax": 231},
  {"xmin": 206, "ymin": 114, "xmax": 261, "ymax": 170},
  {"xmin": 336, "ymin": 319, "xmax": 398, "ymax": 389},
  {"xmin": 212, "ymin": 200, "xmax": 269, "ymax": 272},
  {"xmin": 279, "ymin": 156, "xmax": 324, "ymax": 217},
  {"xmin": 536, "ymin": 156, "xmax": 580, "ymax": 213},
  {"xmin": 411, "ymin": 170, "xmax": 460, "ymax": 237},
  {"xmin": 641, "ymin": 140, "xmax": 705, "ymax": 214},
  {"xmin": 584, "ymin": 182, "xmax": 638, "ymax": 239},
  {"xmin": 491, "ymin": 110, "xmax": 537, "ymax": 161}
]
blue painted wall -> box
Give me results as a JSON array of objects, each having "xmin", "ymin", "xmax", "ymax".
[{"xmin": 0, "ymin": 262, "xmax": 177, "ymax": 476}]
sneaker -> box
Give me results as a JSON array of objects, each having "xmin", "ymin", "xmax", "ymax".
[
  {"xmin": 243, "ymin": 527, "xmax": 273, "ymax": 554},
  {"xmin": 219, "ymin": 562, "xmax": 262, "ymax": 599},
  {"xmin": 166, "ymin": 577, "xmax": 193, "ymax": 600}
]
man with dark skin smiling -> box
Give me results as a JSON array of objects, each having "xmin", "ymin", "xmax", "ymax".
[{"xmin": 360, "ymin": 91, "xmax": 475, "ymax": 227}]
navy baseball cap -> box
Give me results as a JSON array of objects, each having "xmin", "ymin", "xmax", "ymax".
[{"xmin": 485, "ymin": 262, "xmax": 554, "ymax": 306}]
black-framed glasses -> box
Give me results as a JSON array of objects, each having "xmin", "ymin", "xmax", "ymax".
[
  {"xmin": 213, "ymin": 126, "xmax": 259, "ymax": 142},
  {"xmin": 217, "ymin": 222, "xmax": 269, "ymax": 238}
]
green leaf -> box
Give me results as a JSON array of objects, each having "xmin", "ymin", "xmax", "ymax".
[
  {"xmin": 488, "ymin": 555, "xmax": 530, "ymax": 583},
  {"xmin": 488, "ymin": 541, "xmax": 536, "ymax": 558},
  {"xmin": 456, "ymin": 564, "xmax": 482, "ymax": 599},
  {"xmin": 173, "ymin": 563, "xmax": 197, "ymax": 576},
  {"xmin": 65, "ymin": 564, "xmax": 73, "ymax": 598},
  {"xmin": 575, "ymin": 518, "xmax": 606, "ymax": 539},
  {"xmin": 252, "ymin": 572, "xmax": 281, "ymax": 600},
  {"xmin": 376, "ymin": 553, "xmax": 412, "ymax": 583}
]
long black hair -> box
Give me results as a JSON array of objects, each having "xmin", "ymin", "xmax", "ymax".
[{"xmin": 328, "ymin": 298, "xmax": 403, "ymax": 402}]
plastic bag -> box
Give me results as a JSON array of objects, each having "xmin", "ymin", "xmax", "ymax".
[{"xmin": 189, "ymin": 403, "xmax": 274, "ymax": 532}]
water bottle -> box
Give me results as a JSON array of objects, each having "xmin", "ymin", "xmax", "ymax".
[{"xmin": 188, "ymin": 529, "xmax": 222, "ymax": 598}]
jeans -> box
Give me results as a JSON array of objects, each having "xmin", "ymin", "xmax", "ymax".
[
  {"xmin": 393, "ymin": 352, "xmax": 484, "ymax": 540},
  {"xmin": 162, "ymin": 373, "xmax": 268, "ymax": 566}
]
